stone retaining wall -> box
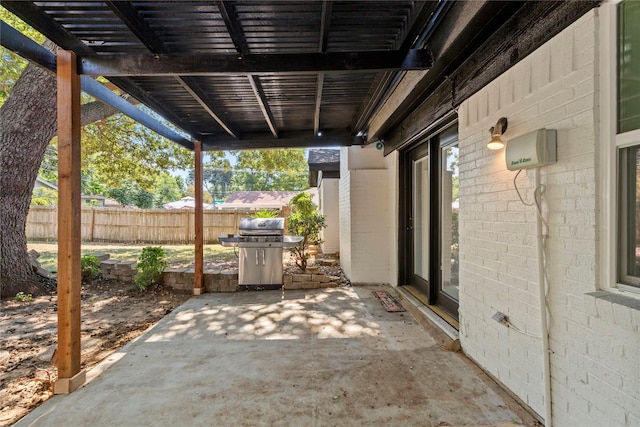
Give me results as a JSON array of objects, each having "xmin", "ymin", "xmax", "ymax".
[
  {"xmin": 283, "ymin": 273, "xmax": 338, "ymax": 290},
  {"xmin": 100, "ymin": 259, "xmax": 339, "ymax": 292},
  {"xmin": 162, "ymin": 268, "xmax": 239, "ymax": 293}
]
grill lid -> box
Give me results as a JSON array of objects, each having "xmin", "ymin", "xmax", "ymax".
[{"xmin": 239, "ymin": 217, "xmax": 285, "ymax": 235}]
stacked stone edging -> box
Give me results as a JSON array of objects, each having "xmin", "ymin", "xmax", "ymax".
[
  {"xmin": 100, "ymin": 259, "xmax": 136, "ymax": 282},
  {"xmin": 100, "ymin": 258, "xmax": 339, "ymax": 292},
  {"xmin": 283, "ymin": 272, "xmax": 338, "ymax": 290}
]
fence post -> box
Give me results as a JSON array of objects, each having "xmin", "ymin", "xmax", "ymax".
[
  {"xmin": 89, "ymin": 208, "xmax": 95, "ymax": 242},
  {"xmin": 185, "ymin": 210, "xmax": 190, "ymax": 244}
]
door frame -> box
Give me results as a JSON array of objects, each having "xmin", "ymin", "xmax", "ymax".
[{"xmin": 399, "ymin": 120, "xmax": 459, "ymax": 320}]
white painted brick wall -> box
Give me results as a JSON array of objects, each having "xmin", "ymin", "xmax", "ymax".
[
  {"xmin": 457, "ymin": 9, "xmax": 639, "ymax": 426},
  {"xmin": 338, "ymin": 168, "xmax": 392, "ymax": 284},
  {"xmin": 385, "ymin": 151, "xmax": 399, "ymax": 287},
  {"xmin": 339, "ymin": 146, "xmax": 393, "ymax": 284},
  {"xmin": 339, "ymin": 169, "xmax": 352, "ymax": 279},
  {"xmin": 345, "ymin": 145, "xmax": 386, "ymax": 170},
  {"xmin": 319, "ymin": 178, "xmax": 340, "ymax": 254},
  {"xmin": 347, "ymin": 169, "xmax": 390, "ymax": 283}
]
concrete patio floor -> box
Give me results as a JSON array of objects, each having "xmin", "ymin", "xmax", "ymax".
[{"xmin": 17, "ymin": 286, "xmax": 537, "ymax": 427}]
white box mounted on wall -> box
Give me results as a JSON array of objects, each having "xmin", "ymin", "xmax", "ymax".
[{"xmin": 505, "ymin": 129, "xmax": 557, "ymax": 170}]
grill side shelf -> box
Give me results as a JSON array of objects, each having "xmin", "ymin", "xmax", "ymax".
[
  {"xmin": 219, "ymin": 236, "xmax": 239, "ymax": 247},
  {"xmin": 283, "ymin": 235, "xmax": 303, "ymax": 248}
]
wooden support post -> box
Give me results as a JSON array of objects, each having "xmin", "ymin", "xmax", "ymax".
[
  {"xmin": 55, "ymin": 49, "xmax": 85, "ymax": 394},
  {"xmin": 194, "ymin": 140, "xmax": 204, "ymax": 295}
]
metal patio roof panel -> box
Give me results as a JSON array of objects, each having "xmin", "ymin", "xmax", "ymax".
[
  {"xmin": 318, "ymin": 71, "xmax": 380, "ymax": 130},
  {"xmin": 192, "ymin": 75, "xmax": 271, "ymax": 132},
  {"xmin": 3, "ymin": 0, "xmax": 441, "ymax": 148},
  {"xmin": 257, "ymin": 74, "xmax": 318, "ymax": 130},
  {"xmin": 327, "ymin": 1, "xmax": 416, "ymax": 51},
  {"xmin": 133, "ymin": 1, "xmax": 237, "ymax": 53},
  {"xmin": 127, "ymin": 76, "xmax": 229, "ymax": 135},
  {"xmin": 233, "ymin": 1, "xmax": 323, "ymax": 53},
  {"xmin": 33, "ymin": 1, "xmax": 148, "ymax": 54}
]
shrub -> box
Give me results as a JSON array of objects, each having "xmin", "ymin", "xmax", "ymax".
[
  {"xmin": 15, "ymin": 292, "xmax": 33, "ymax": 302},
  {"xmin": 31, "ymin": 187, "xmax": 58, "ymax": 205},
  {"xmin": 251, "ymin": 209, "xmax": 279, "ymax": 218},
  {"xmin": 287, "ymin": 192, "xmax": 326, "ymax": 272},
  {"xmin": 81, "ymin": 255, "xmax": 101, "ymax": 280},
  {"xmin": 134, "ymin": 247, "xmax": 168, "ymax": 291}
]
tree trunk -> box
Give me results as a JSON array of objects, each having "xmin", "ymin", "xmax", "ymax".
[{"xmin": 0, "ymin": 61, "xmax": 118, "ymax": 298}]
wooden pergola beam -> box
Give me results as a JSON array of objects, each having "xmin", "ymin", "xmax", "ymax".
[
  {"xmin": 55, "ymin": 49, "xmax": 85, "ymax": 394},
  {"xmin": 201, "ymin": 128, "xmax": 364, "ymax": 151},
  {"xmin": 77, "ymin": 50, "xmax": 433, "ymax": 76}
]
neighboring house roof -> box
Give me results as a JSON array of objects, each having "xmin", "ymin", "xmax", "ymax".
[
  {"xmin": 34, "ymin": 177, "xmax": 58, "ymax": 191},
  {"xmin": 308, "ymin": 149, "xmax": 340, "ymax": 187},
  {"xmin": 34, "ymin": 177, "xmax": 108, "ymax": 206},
  {"xmin": 218, "ymin": 191, "xmax": 300, "ymax": 209},
  {"xmin": 103, "ymin": 198, "xmax": 122, "ymax": 207},
  {"xmin": 163, "ymin": 196, "xmax": 214, "ymax": 210}
]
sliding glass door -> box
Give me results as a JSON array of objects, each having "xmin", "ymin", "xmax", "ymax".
[{"xmin": 401, "ymin": 123, "xmax": 459, "ymax": 320}]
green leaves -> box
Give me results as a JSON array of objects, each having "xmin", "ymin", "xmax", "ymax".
[
  {"xmin": 190, "ymin": 149, "xmax": 310, "ymax": 198},
  {"xmin": 80, "ymin": 255, "xmax": 101, "ymax": 280},
  {"xmin": 82, "ymin": 113, "xmax": 191, "ymax": 190},
  {"xmin": 31, "ymin": 187, "xmax": 58, "ymax": 206},
  {"xmin": 230, "ymin": 149, "xmax": 309, "ymax": 192},
  {"xmin": 251, "ymin": 209, "xmax": 279, "ymax": 218},
  {"xmin": 134, "ymin": 247, "xmax": 169, "ymax": 291},
  {"xmin": 287, "ymin": 192, "xmax": 327, "ymax": 272},
  {"xmin": 0, "ymin": 8, "xmax": 46, "ymax": 107},
  {"xmin": 107, "ymin": 181, "xmax": 156, "ymax": 209}
]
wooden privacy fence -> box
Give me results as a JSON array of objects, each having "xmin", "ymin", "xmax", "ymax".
[{"xmin": 26, "ymin": 206, "xmax": 291, "ymax": 244}]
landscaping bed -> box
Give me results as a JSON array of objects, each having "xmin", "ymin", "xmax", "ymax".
[
  {"xmin": 0, "ymin": 276, "xmax": 191, "ymax": 426},
  {"xmin": 2, "ymin": 243, "xmax": 347, "ymax": 426}
]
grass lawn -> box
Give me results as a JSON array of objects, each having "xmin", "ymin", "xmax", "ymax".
[{"xmin": 28, "ymin": 242, "xmax": 237, "ymax": 273}]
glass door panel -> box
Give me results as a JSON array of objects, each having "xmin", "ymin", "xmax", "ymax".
[
  {"xmin": 413, "ymin": 156, "xmax": 429, "ymax": 282},
  {"xmin": 440, "ymin": 144, "xmax": 459, "ymax": 302},
  {"xmin": 401, "ymin": 123, "xmax": 460, "ymax": 322}
]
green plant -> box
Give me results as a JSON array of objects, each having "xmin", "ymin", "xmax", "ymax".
[
  {"xmin": 134, "ymin": 247, "xmax": 168, "ymax": 291},
  {"xmin": 286, "ymin": 192, "xmax": 326, "ymax": 272},
  {"xmin": 81, "ymin": 255, "xmax": 101, "ymax": 280},
  {"xmin": 15, "ymin": 292, "xmax": 33, "ymax": 302},
  {"xmin": 251, "ymin": 209, "xmax": 279, "ymax": 218},
  {"xmin": 31, "ymin": 187, "xmax": 58, "ymax": 206}
]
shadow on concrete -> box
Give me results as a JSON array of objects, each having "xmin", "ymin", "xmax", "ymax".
[{"xmin": 17, "ymin": 287, "xmax": 534, "ymax": 427}]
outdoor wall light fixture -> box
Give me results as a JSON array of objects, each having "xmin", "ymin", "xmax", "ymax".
[{"xmin": 487, "ymin": 117, "xmax": 508, "ymax": 150}]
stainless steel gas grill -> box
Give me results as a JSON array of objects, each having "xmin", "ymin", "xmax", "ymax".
[
  {"xmin": 237, "ymin": 217, "xmax": 285, "ymax": 289},
  {"xmin": 219, "ymin": 217, "xmax": 303, "ymax": 290}
]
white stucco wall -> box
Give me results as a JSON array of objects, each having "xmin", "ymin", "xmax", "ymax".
[
  {"xmin": 318, "ymin": 177, "xmax": 340, "ymax": 254},
  {"xmin": 457, "ymin": 8, "xmax": 640, "ymax": 426}
]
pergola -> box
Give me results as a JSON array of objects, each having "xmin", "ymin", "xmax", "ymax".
[{"xmin": 1, "ymin": 0, "xmax": 596, "ymax": 394}]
